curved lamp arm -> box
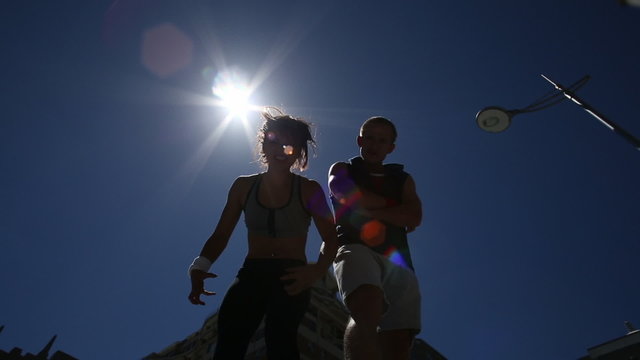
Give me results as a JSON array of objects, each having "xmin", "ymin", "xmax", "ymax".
[
  {"xmin": 540, "ymin": 74, "xmax": 640, "ymax": 150},
  {"xmin": 476, "ymin": 75, "xmax": 640, "ymax": 151}
]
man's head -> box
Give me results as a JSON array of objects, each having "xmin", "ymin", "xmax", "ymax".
[
  {"xmin": 360, "ymin": 117, "xmax": 397, "ymax": 142},
  {"xmin": 357, "ymin": 116, "xmax": 397, "ymax": 164}
]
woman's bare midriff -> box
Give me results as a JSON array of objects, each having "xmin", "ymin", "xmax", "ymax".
[{"xmin": 246, "ymin": 233, "xmax": 308, "ymax": 261}]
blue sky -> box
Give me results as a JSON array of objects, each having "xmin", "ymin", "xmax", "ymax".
[{"xmin": 2, "ymin": 1, "xmax": 639, "ymax": 359}]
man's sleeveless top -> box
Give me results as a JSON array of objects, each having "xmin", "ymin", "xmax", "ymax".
[
  {"xmin": 244, "ymin": 174, "xmax": 311, "ymax": 238},
  {"xmin": 331, "ymin": 157, "xmax": 415, "ymax": 271}
]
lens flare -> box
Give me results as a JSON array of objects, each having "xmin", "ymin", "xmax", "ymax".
[
  {"xmin": 384, "ymin": 246, "xmax": 409, "ymax": 269},
  {"xmin": 360, "ymin": 220, "xmax": 386, "ymax": 247},
  {"xmin": 283, "ymin": 145, "xmax": 294, "ymax": 155},
  {"xmin": 141, "ymin": 23, "xmax": 193, "ymax": 78}
]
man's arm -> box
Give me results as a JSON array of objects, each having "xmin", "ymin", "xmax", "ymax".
[
  {"xmin": 329, "ymin": 162, "xmax": 422, "ymax": 230},
  {"xmin": 329, "ymin": 162, "xmax": 385, "ymax": 208},
  {"xmin": 368, "ymin": 175, "xmax": 422, "ymax": 230}
]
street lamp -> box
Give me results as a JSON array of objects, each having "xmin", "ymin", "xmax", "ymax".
[
  {"xmin": 618, "ymin": 0, "xmax": 640, "ymax": 7},
  {"xmin": 476, "ymin": 75, "xmax": 640, "ymax": 151}
]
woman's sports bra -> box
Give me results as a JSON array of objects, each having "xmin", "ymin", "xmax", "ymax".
[{"xmin": 243, "ymin": 174, "xmax": 311, "ymax": 238}]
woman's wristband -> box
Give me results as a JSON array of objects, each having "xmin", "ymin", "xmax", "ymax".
[{"xmin": 188, "ymin": 256, "xmax": 212, "ymax": 276}]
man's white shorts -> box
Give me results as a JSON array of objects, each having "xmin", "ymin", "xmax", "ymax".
[{"xmin": 333, "ymin": 243, "xmax": 421, "ymax": 333}]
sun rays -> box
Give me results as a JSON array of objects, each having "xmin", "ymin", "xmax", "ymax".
[{"xmin": 107, "ymin": 0, "xmax": 337, "ymax": 193}]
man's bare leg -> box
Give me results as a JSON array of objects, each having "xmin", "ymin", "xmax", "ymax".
[
  {"xmin": 379, "ymin": 329, "xmax": 414, "ymax": 360},
  {"xmin": 343, "ymin": 284, "xmax": 385, "ymax": 360}
]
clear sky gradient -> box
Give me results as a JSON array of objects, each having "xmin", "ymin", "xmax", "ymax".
[{"xmin": 2, "ymin": 1, "xmax": 639, "ymax": 359}]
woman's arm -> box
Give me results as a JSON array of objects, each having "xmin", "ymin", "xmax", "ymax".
[
  {"xmin": 188, "ymin": 177, "xmax": 246, "ymax": 305},
  {"xmin": 198, "ymin": 178, "xmax": 246, "ymax": 262},
  {"xmin": 306, "ymin": 179, "xmax": 338, "ymax": 272},
  {"xmin": 281, "ymin": 179, "xmax": 338, "ymax": 295}
]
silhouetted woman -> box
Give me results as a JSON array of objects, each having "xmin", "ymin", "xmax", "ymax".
[{"xmin": 188, "ymin": 107, "xmax": 337, "ymax": 360}]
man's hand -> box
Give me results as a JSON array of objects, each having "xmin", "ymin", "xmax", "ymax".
[
  {"xmin": 280, "ymin": 264, "xmax": 323, "ymax": 295},
  {"xmin": 188, "ymin": 269, "xmax": 217, "ymax": 305}
]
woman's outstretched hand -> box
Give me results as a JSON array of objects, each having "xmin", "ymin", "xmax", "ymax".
[{"xmin": 188, "ymin": 269, "xmax": 218, "ymax": 305}]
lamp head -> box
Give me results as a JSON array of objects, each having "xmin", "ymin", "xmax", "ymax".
[{"xmin": 476, "ymin": 107, "xmax": 513, "ymax": 133}]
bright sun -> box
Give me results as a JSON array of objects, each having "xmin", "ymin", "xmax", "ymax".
[
  {"xmin": 214, "ymin": 83, "xmax": 251, "ymax": 118},
  {"xmin": 211, "ymin": 71, "xmax": 254, "ymax": 120}
]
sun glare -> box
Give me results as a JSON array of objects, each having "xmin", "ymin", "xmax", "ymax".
[
  {"xmin": 211, "ymin": 70, "xmax": 256, "ymax": 121},
  {"xmin": 206, "ymin": 69, "xmax": 260, "ymax": 156},
  {"xmin": 213, "ymin": 82, "xmax": 251, "ymax": 118}
]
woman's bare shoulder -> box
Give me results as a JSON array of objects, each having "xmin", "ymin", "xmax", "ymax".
[
  {"xmin": 229, "ymin": 174, "xmax": 260, "ymax": 194},
  {"xmin": 298, "ymin": 174, "xmax": 317, "ymax": 185},
  {"xmin": 235, "ymin": 173, "xmax": 260, "ymax": 182},
  {"xmin": 298, "ymin": 175, "xmax": 325, "ymax": 194}
]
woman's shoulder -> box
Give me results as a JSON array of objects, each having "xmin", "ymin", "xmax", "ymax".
[
  {"xmin": 297, "ymin": 175, "xmax": 324, "ymax": 193},
  {"xmin": 236, "ymin": 173, "xmax": 261, "ymax": 182},
  {"xmin": 297, "ymin": 174, "xmax": 316, "ymax": 184},
  {"xmin": 229, "ymin": 173, "xmax": 261, "ymax": 191}
]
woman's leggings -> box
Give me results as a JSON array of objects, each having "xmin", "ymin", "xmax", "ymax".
[{"xmin": 213, "ymin": 258, "xmax": 311, "ymax": 360}]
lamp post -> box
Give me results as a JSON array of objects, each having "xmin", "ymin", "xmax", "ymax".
[
  {"xmin": 476, "ymin": 75, "xmax": 640, "ymax": 151},
  {"xmin": 618, "ymin": 0, "xmax": 640, "ymax": 7}
]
